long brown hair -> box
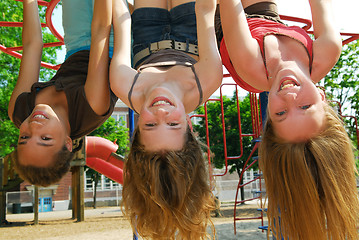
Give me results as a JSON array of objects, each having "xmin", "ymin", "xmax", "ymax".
[
  {"xmin": 122, "ymin": 126, "xmax": 215, "ymax": 239},
  {"xmin": 259, "ymin": 104, "xmax": 359, "ymax": 239}
]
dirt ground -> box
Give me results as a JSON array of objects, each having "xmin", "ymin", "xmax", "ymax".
[{"xmin": 0, "ymin": 202, "xmax": 270, "ymax": 240}]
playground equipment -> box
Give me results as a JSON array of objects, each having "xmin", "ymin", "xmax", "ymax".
[{"xmin": 1, "ymin": 0, "xmax": 359, "ymax": 236}]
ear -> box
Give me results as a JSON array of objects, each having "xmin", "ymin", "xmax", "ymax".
[
  {"xmin": 317, "ymin": 87, "xmax": 326, "ymax": 101},
  {"xmin": 65, "ymin": 136, "xmax": 73, "ymax": 152}
]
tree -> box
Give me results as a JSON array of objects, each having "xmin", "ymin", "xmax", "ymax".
[
  {"xmin": 324, "ymin": 40, "xmax": 359, "ymax": 149},
  {"xmin": 0, "ymin": 0, "xmax": 59, "ymax": 157},
  {"xmin": 86, "ymin": 117, "xmax": 129, "ymax": 208},
  {"xmin": 193, "ymin": 94, "xmax": 259, "ymax": 202}
]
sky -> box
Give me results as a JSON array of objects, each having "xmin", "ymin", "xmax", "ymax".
[{"xmin": 51, "ymin": 0, "xmax": 359, "ymax": 97}]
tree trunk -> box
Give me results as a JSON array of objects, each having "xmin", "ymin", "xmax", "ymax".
[
  {"xmin": 93, "ymin": 180, "xmax": 98, "ymax": 209},
  {"xmin": 237, "ymin": 167, "xmax": 245, "ymax": 205},
  {"xmin": 240, "ymin": 178, "xmax": 245, "ymax": 205}
]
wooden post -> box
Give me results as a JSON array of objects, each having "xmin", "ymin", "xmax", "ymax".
[
  {"xmin": 76, "ymin": 166, "xmax": 84, "ymax": 222},
  {"xmin": 71, "ymin": 167, "xmax": 77, "ymax": 220},
  {"xmin": 70, "ymin": 137, "xmax": 86, "ymax": 222},
  {"xmin": 0, "ymin": 192, "xmax": 6, "ymax": 225},
  {"xmin": 34, "ymin": 186, "xmax": 39, "ymax": 225}
]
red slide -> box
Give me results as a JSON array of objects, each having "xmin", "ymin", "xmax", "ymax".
[{"xmin": 85, "ymin": 136, "xmax": 124, "ymax": 184}]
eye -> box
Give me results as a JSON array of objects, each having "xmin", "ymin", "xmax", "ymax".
[
  {"xmin": 41, "ymin": 136, "xmax": 52, "ymax": 141},
  {"xmin": 301, "ymin": 105, "xmax": 311, "ymax": 110},
  {"xmin": 145, "ymin": 123, "xmax": 156, "ymax": 127},
  {"xmin": 168, "ymin": 122, "xmax": 179, "ymax": 126},
  {"xmin": 20, "ymin": 135, "xmax": 29, "ymax": 140},
  {"xmin": 275, "ymin": 110, "xmax": 286, "ymax": 116}
]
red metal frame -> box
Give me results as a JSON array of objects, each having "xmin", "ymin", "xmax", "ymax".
[
  {"xmin": 190, "ymin": 76, "xmax": 261, "ymax": 177},
  {"xmin": 0, "ymin": 0, "xmax": 63, "ymax": 70},
  {"xmin": 1, "ymin": 2, "xmax": 359, "ymax": 236}
]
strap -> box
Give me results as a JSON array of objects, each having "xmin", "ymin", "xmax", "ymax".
[
  {"xmin": 128, "ymin": 71, "xmax": 141, "ymax": 114},
  {"xmin": 129, "ymin": 63, "xmax": 203, "ymax": 112},
  {"xmin": 190, "ymin": 65, "xmax": 203, "ymax": 106}
]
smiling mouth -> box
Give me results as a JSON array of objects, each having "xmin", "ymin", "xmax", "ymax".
[
  {"xmin": 150, "ymin": 97, "xmax": 174, "ymax": 107},
  {"xmin": 279, "ymin": 79, "xmax": 299, "ymax": 91},
  {"xmin": 32, "ymin": 111, "xmax": 49, "ymax": 120}
]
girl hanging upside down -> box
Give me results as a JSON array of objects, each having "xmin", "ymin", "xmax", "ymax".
[
  {"xmin": 216, "ymin": 0, "xmax": 359, "ymax": 239},
  {"xmin": 110, "ymin": 0, "xmax": 222, "ymax": 239},
  {"xmin": 8, "ymin": 0, "xmax": 117, "ymax": 186}
]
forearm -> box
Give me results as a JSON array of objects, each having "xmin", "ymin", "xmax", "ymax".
[
  {"xmin": 309, "ymin": 0, "xmax": 342, "ymax": 81},
  {"xmin": 9, "ymin": 0, "xmax": 43, "ymax": 121},
  {"xmin": 309, "ymin": 0, "xmax": 340, "ymax": 40},
  {"xmin": 109, "ymin": 0, "xmax": 136, "ymax": 104},
  {"xmin": 84, "ymin": 0, "xmax": 113, "ymax": 115},
  {"xmin": 111, "ymin": 0, "xmax": 132, "ymax": 67},
  {"xmin": 219, "ymin": 0, "xmax": 267, "ymax": 89},
  {"xmin": 22, "ymin": 0, "xmax": 43, "ymax": 50},
  {"xmin": 195, "ymin": 0, "xmax": 223, "ymax": 97}
]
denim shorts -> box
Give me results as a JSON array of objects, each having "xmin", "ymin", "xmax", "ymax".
[
  {"xmin": 62, "ymin": 0, "xmax": 114, "ymax": 59},
  {"xmin": 131, "ymin": 2, "xmax": 197, "ymax": 66}
]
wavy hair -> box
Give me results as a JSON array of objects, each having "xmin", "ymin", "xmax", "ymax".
[
  {"xmin": 122, "ymin": 126, "xmax": 215, "ymax": 239},
  {"xmin": 259, "ymin": 104, "xmax": 359, "ymax": 239},
  {"xmin": 12, "ymin": 145, "xmax": 73, "ymax": 187}
]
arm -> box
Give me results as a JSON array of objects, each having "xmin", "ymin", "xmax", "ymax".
[
  {"xmin": 194, "ymin": 0, "xmax": 223, "ymax": 102},
  {"xmin": 109, "ymin": 0, "xmax": 136, "ymax": 107},
  {"xmin": 219, "ymin": 0, "xmax": 268, "ymax": 91},
  {"xmin": 309, "ymin": 0, "xmax": 342, "ymax": 83},
  {"xmin": 84, "ymin": 0, "xmax": 113, "ymax": 115},
  {"xmin": 8, "ymin": 0, "xmax": 43, "ymax": 121}
]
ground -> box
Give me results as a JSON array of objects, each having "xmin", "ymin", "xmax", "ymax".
[{"xmin": 0, "ymin": 201, "xmax": 270, "ymax": 240}]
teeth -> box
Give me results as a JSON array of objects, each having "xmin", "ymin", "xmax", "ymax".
[
  {"xmin": 280, "ymin": 80, "xmax": 297, "ymax": 90},
  {"xmin": 33, "ymin": 114, "xmax": 47, "ymax": 119},
  {"xmin": 152, "ymin": 100, "xmax": 171, "ymax": 106},
  {"xmin": 281, "ymin": 83, "xmax": 295, "ymax": 90}
]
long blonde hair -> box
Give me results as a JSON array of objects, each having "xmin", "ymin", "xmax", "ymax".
[
  {"xmin": 259, "ymin": 104, "xmax": 359, "ymax": 239},
  {"xmin": 122, "ymin": 126, "xmax": 215, "ymax": 239}
]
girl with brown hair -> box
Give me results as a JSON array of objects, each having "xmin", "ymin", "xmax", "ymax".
[{"xmin": 110, "ymin": 0, "xmax": 222, "ymax": 238}]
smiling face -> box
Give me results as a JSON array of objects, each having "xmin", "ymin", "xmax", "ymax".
[
  {"xmin": 268, "ymin": 70, "xmax": 326, "ymax": 143},
  {"xmin": 138, "ymin": 88, "xmax": 187, "ymax": 151},
  {"xmin": 17, "ymin": 104, "xmax": 72, "ymax": 167}
]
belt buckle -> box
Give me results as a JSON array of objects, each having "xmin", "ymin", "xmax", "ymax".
[
  {"xmin": 158, "ymin": 40, "xmax": 173, "ymax": 50},
  {"xmin": 150, "ymin": 40, "xmax": 173, "ymax": 53}
]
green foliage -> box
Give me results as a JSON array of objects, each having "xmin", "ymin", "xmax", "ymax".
[
  {"xmin": 193, "ymin": 94, "xmax": 258, "ymax": 176},
  {"xmin": 86, "ymin": 117, "xmax": 129, "ymax": 196},
  {"xmin": 324, "ymin": 40, "xmax": 359, "ymax": 149},
  {"xmin": 88, "ymin": 117, "xmax": 130, "ymax": 156},
  {"xmin": 0, "ymin": 1, "xmax": 59, "ymax": 157}
]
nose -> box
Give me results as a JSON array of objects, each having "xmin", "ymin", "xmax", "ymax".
[
  {"xmin": 155, "ymin": 107, "xmax": 170, "ymax": 117},
  {"xmin": 29, "ymin": 120, "xmax": 44, "ymax": 130},
  {"xmin": 283, "ymin": 92, "xmax": 297, "ymax": 102}
]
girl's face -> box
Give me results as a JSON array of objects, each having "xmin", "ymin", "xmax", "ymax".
[
  {"xmin": 268, "ymin": 69, "xmax": 326, "ymax": 143},
  {"xmin": 17, "ymin": 104, "xmax": 72, "ymax": 167},
  {"xmin": 138, "ymin": 88, "xmax": 187, "ymax": 151}
]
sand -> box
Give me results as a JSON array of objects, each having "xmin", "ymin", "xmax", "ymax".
[{"xmin": 1, "ymin": 202, "xmax": 270, "ymax": 240}]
